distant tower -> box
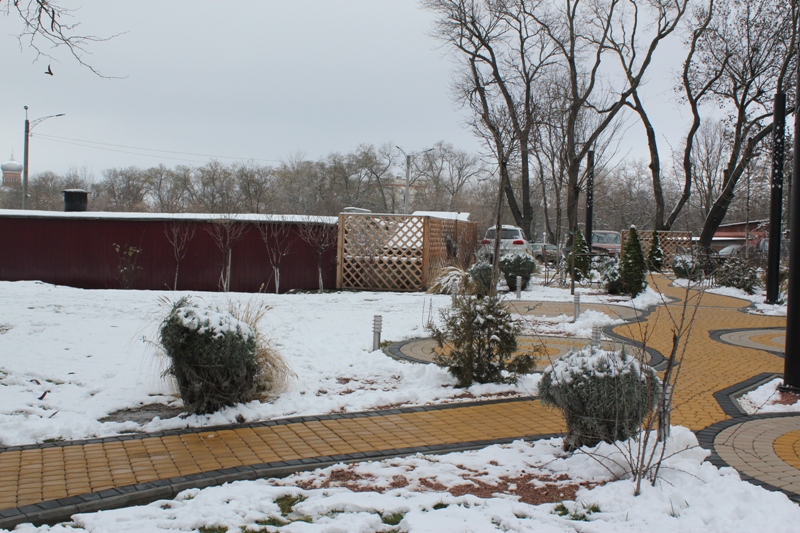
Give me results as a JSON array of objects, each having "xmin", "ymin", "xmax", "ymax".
[{"xmin": 1, "ymin": 154, "xmax": 23, "ymax": 187}]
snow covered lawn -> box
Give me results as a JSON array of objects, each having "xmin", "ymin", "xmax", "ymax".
[
  {"xmin": 739, "ymin": 377, "xmax": 800, "ymax": 414},
  {"xmin": 10, "ymin": 427, "xmax": 800, "ymax": 532},
  {"xmin": 0, "ymin": 281, "xmax": 647, "ymax": 446}
]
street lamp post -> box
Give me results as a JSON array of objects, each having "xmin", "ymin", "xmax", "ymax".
[
  {"xmin": 22, "ymin": 106, "xmax": 65, "ymax": 210},
  {"xmin": 396, "ymin": 146, "xmax": 434, "ymax": 214}
]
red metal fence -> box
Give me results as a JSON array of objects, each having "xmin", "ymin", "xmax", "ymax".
[{"xmin": 0, "ymin": 213, "xmax": 337, "ymax": 293}]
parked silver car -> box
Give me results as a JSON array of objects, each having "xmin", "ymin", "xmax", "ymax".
[{"xmin": 479, "ymin": 225, "xmax": 532, "ymax": 261}]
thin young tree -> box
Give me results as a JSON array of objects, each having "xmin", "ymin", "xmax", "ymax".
[
  {"xmin": 257, "ymin": 221, "xmax": 297, "ymax": 294},
  {"xmin": 297, "ymin": 217, "xmax": 338, "ymax": 293},
  {"xmin": 163, "ymin": 220, "xmax": 196, "ymax": 290},
  {"xmin": 205, "ymin": 216, "xmax": 248, "ymax": 292}
]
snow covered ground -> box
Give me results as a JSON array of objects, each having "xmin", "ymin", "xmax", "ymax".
[
  {"xmin": 739, "ymin": 377, "xmax": 800, "ymax": 414},
  {"xmin": 0, "ymin": 280, "xmax": 647, "ymax": 447},
  {"xmin": 4, "ymin": 279, "xmax": 800, "ymax": 532},
  {"xmin": 10, "ymin": 427, "xmax": 800, "ymax": 532},
  {"xmin": 671, "ymin": 279, "xmax": 787, "ymax": 316}
]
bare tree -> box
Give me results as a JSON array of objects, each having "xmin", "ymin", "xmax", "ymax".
[
  {"xmin": 163, "ymin": 220, "xmax": 196, "ymax": 290},
  {"xmin": 205, "ymin": 216, "xmax": 248, "ymax": 292},
  {"xmin": 425, "ymin": 0, "xmax": 557, "ymax": 239},
  {"xmin": 297, "ymin": 217, "xmax": 338, "ymax": 293},
  {"xmin": 3, "ymin": 0, "xmax": 116, "ymax": 76},
  {"xmin": 695, "ymin": 0, "xmax": 798, "ymax": 248},
  {"xmin": 93, "ymin": 166, "xmax": 149, "ymax": 212},
  {"xmin": 235, "ymin": 162, "xmax": 274, "ymax": 214},
  {"xmin": 257, "ymin": 221, "xmax": 297, "ymax": 294},
  {"xmin": 415, "ymin": 141, "xmax": 485, "ymax": 211},
  {"xmin": 145, "ymin": 164, "xmax": 188, "ymax": 213}
]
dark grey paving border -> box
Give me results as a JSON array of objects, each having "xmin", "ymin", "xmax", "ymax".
[
  {"xmin": 710, "ymin": 328, "xmax": 786, "ymax": 358},
  {"xmin": 695, "ymin": 413, "xmax": 800, "ymax": 504},
  {"xmin": 712, "ymin": 372, "xmax": 783, "ymax": 418},
  {"xmin": 0, "ymin": 396, "xmax": 539, "ymax": 453},
  {"xmin": 0, "ymin": 431, "xmax": 564, "ymax": 530}
]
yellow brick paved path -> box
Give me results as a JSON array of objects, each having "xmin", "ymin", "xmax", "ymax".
[{"xmin": 0, "ymin": 274, "xmax": 796, "ymax": 528}]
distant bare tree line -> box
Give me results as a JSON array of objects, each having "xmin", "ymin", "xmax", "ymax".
[{"xmin": 0, "ymin": 127, "xmax": 783, "ymax": 244}]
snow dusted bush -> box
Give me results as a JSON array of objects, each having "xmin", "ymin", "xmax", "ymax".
[
  {"xmin": 468, "ymin": 260, "xmax": 493, "ymax": 296},
  {"xmin": 427, "ymin": 293, "xmax": 536, "ymax": 387},
  {"xmin": 647, "ymin": 230, "xmax": 664, "ymax": 272},
  {"xmin": 159, "ymin": 297, "xmax": 291, "ymax": 415},
  {"xmin": 619, "ymin": 226, "xmax": 647, "ymax": 297},
  {"xmin": 715, "ymin": 257, "xmax": 760, "ymax": 295},
  {"xmin": 539, "ymin": 345, "xmax": 660, "ymax": 452},
  {"xmin": 599, "ymin": 257, "xmax": 624, "ymax": 295},
  {"xmin": 499, "ymin": 252, "xmax": 537, "ymax": 291},
  {"xmin": 428, "ymin": 266, "xmax": 471, "ymax": 295},
  {"xmin": 568, "ymin": 229, "xmax": 591, "ymax": 281},
  {"xmin": 672, "ymin": 254, "xmax": 701, "ymax": 280}
]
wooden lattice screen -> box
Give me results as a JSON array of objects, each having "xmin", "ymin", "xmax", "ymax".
[
  {"xmin": 622, "ymin": 230, "xmax": 693, "ymax": 265},
  {"xmin": 337, "ymin": 214, "xmax": 478, "ymax": 292}
]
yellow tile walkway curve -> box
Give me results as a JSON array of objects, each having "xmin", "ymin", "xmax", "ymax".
[{"xmin": 0, "ymin": 273, "xmax": 792, "ymax": 527}]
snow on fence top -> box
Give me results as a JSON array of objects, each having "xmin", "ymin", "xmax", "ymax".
[
  {"xmin": 412, "ymin": 210, "xmax": 470, "ymax": 221},
  {"xmin": 0, "ymin": 209, "xmax": 337, "ymax": 225}
]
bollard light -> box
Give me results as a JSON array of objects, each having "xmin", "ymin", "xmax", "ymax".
[
  {"xmin": 516, "ymin": 275, "xmax": 522, "ymax": 299},
  {"xmin": 372, "ymin": 315, "xmax": 383, "ymax": 351},
  {"xmin": 591, "ymin": 325, "xmax": 601, "ymax": 345},
  {"xmin": 573, "ymin": 294, "xmax": 581, "ymax": 323}
]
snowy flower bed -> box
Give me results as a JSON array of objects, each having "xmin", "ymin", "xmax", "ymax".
[{"xmin": 11, "ymin": 427, "xmax": 800, "ymax": 532}]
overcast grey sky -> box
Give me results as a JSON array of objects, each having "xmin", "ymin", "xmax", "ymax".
[{"xmin": 0, "ymin": 1, "xmax": 687, "ymax": 178}]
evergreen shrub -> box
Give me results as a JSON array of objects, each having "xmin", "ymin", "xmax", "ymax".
[
  {"xmin": 600, "ymin": 257, "xmax": 624, "ymax": 295},
  {"xmin": 568, "ymin": 229, "xmax": 591, "ymax": 281},
  {"xmin": 619, "ymin": 226, "xmax": 647, "ymax": 297},
  {"xmin": 539, "ymin": 345, "xmax": 660, "ymax": 451},
  {"xmin": 671, "ymin": 254, "xmax": 701, "ymax": 280},
  {"xmin": 159, "ymin": 297, "xmax": 290, "ymax": 414},
  {"xmin": 427, "ymin": 293, "xmax": 536, "ymax": 387},
  {"xmin": 647, "ymin": 230, "xmax": 664, "ymax": 272},
  {"xmin": 468, "ymin": 260, "xmax": 493, "ymax": 296},
  {"xmin": 715, "ymin": 258, "xmax": 760, "ymax": 295},
  {"xmin": 499, "ymin": 252, "xmax": 537, "ymax": 291}
]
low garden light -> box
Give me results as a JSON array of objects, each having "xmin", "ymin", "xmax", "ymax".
[{"xmin": 372, "ymin": 315, "xmax": 383, "ymax": 352}]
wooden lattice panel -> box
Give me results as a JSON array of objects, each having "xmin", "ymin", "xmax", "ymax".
[
  {"xmin": 623, "ymin": 230, "xmax": 693, "ymax": 266},
  {"xmin": 338, "ymin": 214, "xmax": 426, "ymax": 291},
  {"xmin": 336, "ymin": 214, "xmax": 478, "ymax": 292}
]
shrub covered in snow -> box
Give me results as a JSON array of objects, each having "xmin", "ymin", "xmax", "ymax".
[
  {"xmin": 647, "ymin": 230, "xmax": 664, "ymax": 272},
  {"xmin": 567, "ymin": 229, "xmax": 591, "ymax": 281},
  {"xmin": 599, "ymin": 257, "xmax": 624, "ymax": 295},
  {"xmin": 619, "ymin": 226, "xmax": 647, "ymax": 297},
  {"xmin": 428, "ymin": 266, "xmax": 471, "ymax": 295},
  {"xmin": 159, "ymin": 297, "xmax": 291, "ymax": 414},
  {"xmin": 427, "ymin": 293, "xmax": 536, "ymax": 387},
  {"xmin": 715, "ymin": 257, "xmax": 760, "ymax": 295},
  {"xmin": 672, "ymin": 254, "xmax": 701, "ymax": 280},
  {"xmin": 499, "ymin": 252, "xmax": 537, "ymax": 291},
  {"xmin": 539, "ymin": 345, "xmax": 660, "ymax": 451},
  {"xmin": 468, "ymin": 260, "xmax": 493, "ymax": 296}
]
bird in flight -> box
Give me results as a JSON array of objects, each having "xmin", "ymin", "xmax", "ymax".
[{"xmin": 45, "ymin": 65, "xmax": 53, "ymax": 76}]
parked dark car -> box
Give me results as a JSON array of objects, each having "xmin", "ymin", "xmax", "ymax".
[{"xmin": 530, "ymin": 242, "xmax": 559, "ymax": 263}]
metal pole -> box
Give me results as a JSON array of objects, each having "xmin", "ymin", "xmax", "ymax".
[
  {"xmin": 22, "ymin": 112, "xmax": 30, "ymax": 210},
  {"xmin": 766, "ymin": 92, "xmax": 786, "ymax": 304},
  {"xmin": 782, "ymin": 48, "xmax": 800, "ymax": 391},
  {"xmin": 403, "ymin": 154, "xmax": 411, "ymax": 215},
  {"xmin": 516, "ymin": 275, "xmax": 522, "ymax": 299},
  {"xmin": 585, "ymin": 150, "xmax": 595, "ymax": 252},
  {"xmin": 573, "ymin": 293, "xmax": 580, "ymax": 323}
]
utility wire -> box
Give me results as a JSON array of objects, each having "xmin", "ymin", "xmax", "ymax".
[{"xmin": 33, "ymin": 133, "xmax": 284, "ymax": 164}]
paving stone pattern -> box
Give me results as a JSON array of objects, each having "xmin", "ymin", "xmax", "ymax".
[{"xmin": 1, "ymin": 274, "xmax": 797, "ymax": 529}]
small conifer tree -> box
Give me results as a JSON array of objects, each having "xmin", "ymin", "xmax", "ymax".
[
  {"xmin": 568, "ymin": 229, "xmax": 591, "ymax": 281},
  {"xmin": 426, "ymin": 293, "xmax": 536, "ymax": 387},
  {"xmin": 619, "ymin": 226, "xmax": 647, "ymax": 297},
  {"xmin": 647, "ymin": 230, "xmax": 664, "ymax": 272}
]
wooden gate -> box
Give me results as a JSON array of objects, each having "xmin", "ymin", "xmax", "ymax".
[{"xmin": 336, "ymin": 213, "xmax": 477, "ymax": 292}]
